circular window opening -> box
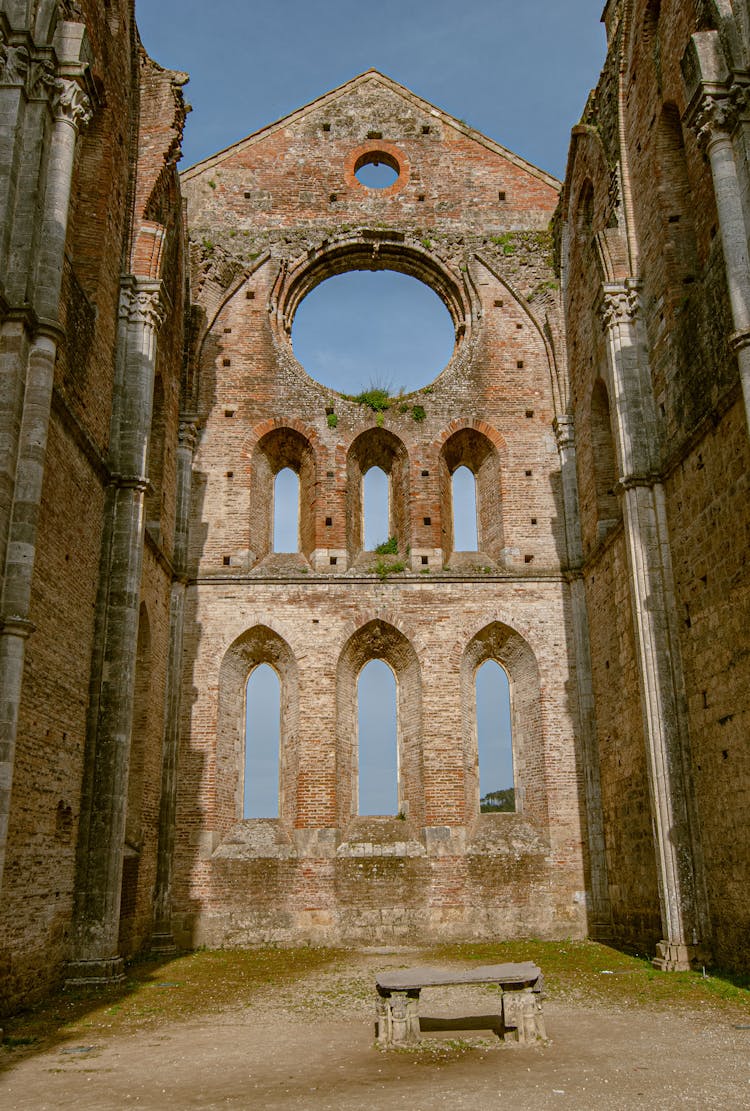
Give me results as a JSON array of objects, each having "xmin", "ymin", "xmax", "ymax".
[
  {"xmin": 291, "ymin": 270, "xmax": 456, "ymax": 394},
  {"xmin": 354, "ymin": 150, "xmax": 400, "ymax": 189}
]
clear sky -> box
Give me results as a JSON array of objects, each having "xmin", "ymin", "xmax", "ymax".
[
  {"xmin": 138, "ymin": 1, "xmax": 608, "ymax": 817},
  {"xmin": 135, "ymin": 0, "xmax": 606, "ymax": 180}
]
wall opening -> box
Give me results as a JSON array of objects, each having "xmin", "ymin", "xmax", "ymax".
[
  {"xmin": 452, "ymin": 466, "xmax": 479, "ymax": 551},
  {"xmin": 347, "ymin": 429, "xmax": 409, "ymax": 561},
  {"xmin": 363, "ymin": 466, "xmax": 390, "ymax": 550},
  {"xmin": 357, "ymin": 659, "xmax": 399, "ymax": 815},
  {"xmin": 291, "ymin": 270, "xmax": 455, "ymax": 394},
  {"xmin": 655, "ymin": 103, "xmax": 698, "ymax": 300},
  {"xmin": 249, "ymin": 427, "xmax": 316, "ymax": 564},
  {"xmin": 355, "ymin": 152, "xmax": 400, "ymax": 189},
  {"xmin": 476, "ymin": 660, "xmax": 515, "ymax": 812},
  {"xmin": 440, "ymin": 428, "xmax": 503, "ymax": 562},
  {"xmin": 337, "ymin": 620, "xmax": 423, "ymax": 828},
  {"xmin": 462, "ymin": 622, "xmax": 547, "ymax": 831},
  {"xmin": 590, "ymin": 378, "xmax": 621, "ymax": 533},
  {"xmin": 273, "ymin": 467, "xmax": 300, "ymax": 552},
  {"xmin": 243, "ymin": 664, "xmax": 281, "ymax": 819},
  {"xmin": 216, "ymin": 626, "xmax": 299, "ymax": 831}
]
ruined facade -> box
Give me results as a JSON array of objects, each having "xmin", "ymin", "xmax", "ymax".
[{"xmin": 0, "ymin": 0, "xmax": 748, "ymax": 1013}]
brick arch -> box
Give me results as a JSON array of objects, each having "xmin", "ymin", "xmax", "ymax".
[
  {"xmin": 244, "ymin": 422, "xmax": 321, "ymax": 564},
  {"xmin": 271, "ymin": 237, "xmax": 473, "ymax": 344},
  {"xmin": 436, "ymin": 423, "xmax": 506, "ymax": 564},
  {"xmin": 460, "ymin": 620, "xmax": 549, "ymax": 837},
  {"xmin": 346, "ymin": 427, "xmax": 410, "ymax": 560},
  {"xmin": 336, "ymin": 619, "xmax": 423, "ymax": 830},
  {"xmin": 216, "ymin": 624, "xmax": 300, "ymax": 833},
  {"xmin": 565, "ymin": 128, "xmax": 629, "ymax": 283}
]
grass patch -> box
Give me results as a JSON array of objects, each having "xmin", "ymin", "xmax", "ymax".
[
  {"xmin": 374, "ymin": 537, "xmax": 398, "ymax": 555},
  {"xmin": 345, "ymin": 387, "xmax": 393, "ymax": 412},
  {"xmin": 2, "ymin": 947, "xmax": 344, "ymax": 1047},
  {"xmin": 373, "ymin": 558, "xmax": 406, "ymax": 581},
  {"xmin": 426, "ymin": 939, "xmax": 750, "ymax": 1012}
]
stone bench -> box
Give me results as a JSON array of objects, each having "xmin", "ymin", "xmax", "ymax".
[{"xmin": 375, "ymin": 962, "xmax": 546, "ymax": 1047}]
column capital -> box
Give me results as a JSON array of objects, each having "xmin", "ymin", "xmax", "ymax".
[
  {"xmin": 553, "ymin": 413, "xmax": 576, "ymax": 451},
  {"xmin": 50, "ymin": 76, "xmax": 93, "ymax": 130},
  {"xmin": 119, "ymin": 280, "xmax": 167, "ymax": 333},
  {"xmin": 178, "ymin": 419, "xmax": 200, "ymax": 452},
  {"xmin": 0, "ymin": 32, "xmax": 30, "ymax": 88},
  {"xmin": 687, "ymin": 83, "xmax": 750, "ymax": 151},
  {"xmin": 600, "ymin": 282, "xmax": 641, "ymax": 331}
]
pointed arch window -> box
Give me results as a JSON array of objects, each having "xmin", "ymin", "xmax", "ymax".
[
  {"xmin": 451, "ymin": 466, "xmax": 479, "ymax": 551},
  {"xmin": 273, "ymin": 467, "xmax": 300, "ymax": 552},
  {"xmin": 363, "ymin": 466, "xmax": 390, "ymax": 550},
  {"xmin": 243, "ymin": 664, "xmax": 281, "ymax": 818},
  {"xmin": 357, "ymin": 659, "xmax": 399, "ymax": 815},
  {"xmin": 476, "ymin": 660, "xmax": 515, "ymax": 813}
]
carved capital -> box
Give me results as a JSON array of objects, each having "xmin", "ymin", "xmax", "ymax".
[
  {"xmin": 51, "ymin": 76, "xmax": 93, "ymax": 129},
  {"xmin": 119, "ymin": 285, "xmax": 167, "ymax": 332},
  {"xmin": 600, "ymin": 286, "xmax": 640, "ymax": 331},
  {"xmin": 27, "ymin": 58, "xmax": 57, "ymax": 99},
  {"xmin": 178, "ymin": 420, "xmax": 199, "ymax": 452},
  {"xmin": 0, "ymin": 35, "xmax": 30, "ymax": 87},
  {"xmin": 690, "ymin": 84, "xmax": 750, "ymax": 149},
  {"xmin": 553, "ymin": 414, "xmax": 576, "ymax": 451}
]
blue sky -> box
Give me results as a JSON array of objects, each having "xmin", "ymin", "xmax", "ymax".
[
  {"xmin": 136, "ymin": 0, "xmax": 606, "ymax": 180},
  {"xmin": 138, "ymin": 2, "xmax": 607, "ymax": 815}
]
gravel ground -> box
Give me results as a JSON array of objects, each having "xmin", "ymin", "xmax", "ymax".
[{"xmin": 2, "ymin": 949, "xmax": 749, "ymax": 1110}]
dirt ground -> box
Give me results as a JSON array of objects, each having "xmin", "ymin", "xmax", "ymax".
[{"xmin": 2, "ymin": 946, "xmax": 750, "ymax": 1110}]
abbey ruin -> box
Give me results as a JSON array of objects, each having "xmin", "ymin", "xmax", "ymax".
[{"xmin": 1, "ymin": 0, "xmax": 748, "ymax": 1012}]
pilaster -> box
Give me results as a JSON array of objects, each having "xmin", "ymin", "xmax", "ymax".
[
  {"xmin": 151, "ymin": 417, "xmax": 198, "ymax": 953},
  {"xmin": 599, "ymin": 284, "xmax": 708, "ymax": 969},
  {"xmin": 682, "ymin": 31, "xmax": 750, "ymax": 436},
  {"xmin": 68, "ymin": 279, "xmax": 165, "ymax": 982},
  {"xmin": 554, "ymin": 414, "xmax": 611, "ymax": 938},
  {"xmin": 0, "ymin": 23, "xmax": 92, "ymax": 898}
]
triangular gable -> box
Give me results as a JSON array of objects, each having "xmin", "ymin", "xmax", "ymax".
[{"xmin": 181, "ymin": 69, "xmax": 559, "ymax": 189}]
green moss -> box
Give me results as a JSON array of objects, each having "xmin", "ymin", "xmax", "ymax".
[{"xmin": 411, "ymin": 405, "xmax": 426, "ymax": 423}]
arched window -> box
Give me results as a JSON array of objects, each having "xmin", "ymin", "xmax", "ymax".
[
  {"xmin": 249, "ymin": 427, "xmax": 316, "ymax": 565},
  {"xmin": 440, "ymin": 427, "xmax": 503, "ymax": 562},
  {"xmin": 273, "ymin": 467, "xmax": 300, "ymax": 552},
  {"xmin": 243, "ymin": 664, "xmax": 281, "ymax": 818},
  {"xmin": 451, "ymin": 466, "xmax": 478, "ymax": 551},
  {"xmin": 363, "ymin": 466, "xmax": 390, "ymax": 550},
  {"xmin": 655, "ymin": 103, "xmax": 698, "ymax": 300},
  {"xmin": 357, "ymin": 659, "xmax": 399, "ymax": 815},
  {"xmin": 476, "ymin": 660, "xmax": 515, "ymax": 812},
  {"xmin": 590, "ymin": 378, "xmax": 621, "ymax": 532},
  {"xmin": 346, "ymin": 429, "xmax": 409, "ymax": 562},
  {"xmin": 145, "ymin": 373, "xmax": 165, "ymax": 536}
]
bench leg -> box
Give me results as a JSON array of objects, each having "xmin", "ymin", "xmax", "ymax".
[
  {"xmin": 501, "ymin": 988, "xmax": 546, "ymax": 1045},
  {"xmin": 376, "ymin": 990, "xmax": 421, "ymax": 1046}
]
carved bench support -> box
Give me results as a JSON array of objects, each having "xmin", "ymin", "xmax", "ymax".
[{"xmin": 375, "ymin": 963, "xmax": 546, "ymax": 1048}]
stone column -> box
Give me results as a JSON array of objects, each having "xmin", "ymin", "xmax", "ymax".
[
  {"xmin": 682, "ymin": 34, "xmax": 750, "ymax": 434},
  {"xmin": 151, "ymin": 418, "xmax": 198, "ymax": 952},
  {"xmin": 600, "ymin": 283, "xmax": 707, "ymax": 970},
  {"xmin": 0, "ymin": 70, "xmax": 91, "ymax": 893},
  {"xmin": 554, "ymin": 413, "xmax": 611, "ymax": 938},
  {"xmin": 67, "ymin": 280, "xmax": 165, "ymax": 984}
]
